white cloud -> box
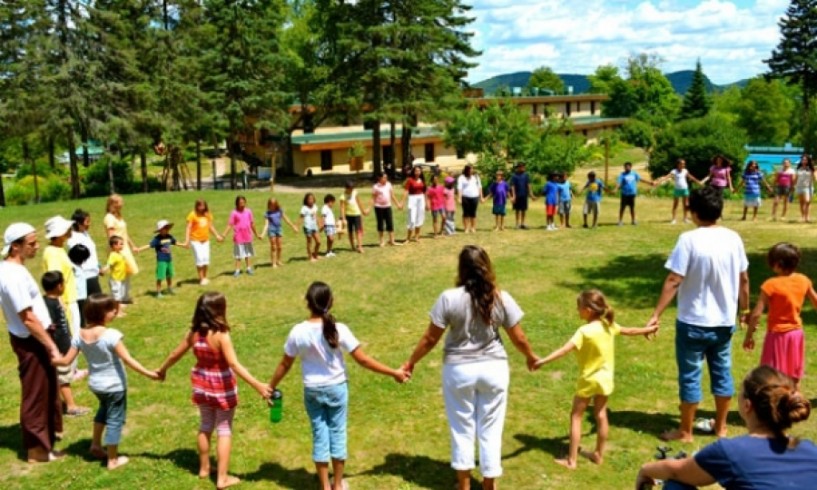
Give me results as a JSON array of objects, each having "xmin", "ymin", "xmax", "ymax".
[{"xmin": 466, "ymin": 0, "xmax": 788, "ymax": 85}]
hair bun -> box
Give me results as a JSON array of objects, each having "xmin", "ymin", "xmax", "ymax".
[{"xmin": 784, "ymin": 393, "xmax": 812, "ymax": 424}]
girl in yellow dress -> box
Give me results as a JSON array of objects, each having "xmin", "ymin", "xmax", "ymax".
[
  {"xmin": 535, "ymin": 289, "xmax": 656, "ymax": 469},
  {"xmin": 103, "ymin": 195, "xmax": 141, "ymax": 301}
]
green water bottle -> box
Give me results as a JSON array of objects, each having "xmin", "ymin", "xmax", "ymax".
[{"xmin": 269, "ymin": 389, "xmax": 283, "ymax": 423}]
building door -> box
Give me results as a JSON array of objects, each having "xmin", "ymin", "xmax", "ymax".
[
  {"xmin": 424, "ymin": 143, "xmax": 435, "ymax": 163},
  {"xmin": 320, "ymin": 150, "xmax": 332, "ymax": 171}
]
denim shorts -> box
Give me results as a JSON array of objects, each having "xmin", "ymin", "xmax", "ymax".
[
  {"xmin": 675, "ymin": 320, "xmax": 735, "ymax": 403},
  {"xmin": 94, "ymin": 390, "xmax": 127, "ymax": 446},
  {"xmin": 304, "ymin": 382, "xmax": 348, "ymax": 462},
  {"xmin": 267, "ymin": 225, "xmax": 282, "ymax": 238}
]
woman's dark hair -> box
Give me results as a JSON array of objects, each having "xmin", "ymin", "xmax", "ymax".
[
  {"xmin": 456, "ymin": 245, "xmax": 500, "ymax": 325},
  {"xmin": 767, "ymin": 242, "xmax": 800, "ymax": 273},
  {"xmin": 345, "ymin": 180, "xmax": 355, "ymax": 189},
  {"xmin": 191, "ymin": 292, "xmax": 230, "ymax": 333},
  {"xmin": 306, "ymin": 281, "xmax": 338, "ymax": 349},
  {"xmin": 742, "ymin": 366, "xmax": 811, "ymax": 437},
  {"xmin": 234, "ymin": 195, "xmax": 246, "ymax": 208},
  {"xmin": 303, "ymin": 192, "xmax": 315, "ymax": 206},
  {"xmin": 71, "ymin": 209, "xmax": 90, "ymax": 231},
  {"xmin": 711, "ymin": 155, "xmax": 731, "ymax": 167},
  {"xmin": 798, "ymin": 154, "xmax": 814, "ymax": 171},
  {"xmin": 689, "ymin": 186, "xmax": 723, "ymax": 222},
  {"xmin": 68, "ymin": 244, "xmax": 91, "ymax": 267},
  {"xmin": 463, "ymin": 165, "xmax": 473, "ymax": 177},
  {"xmin": 84, "ymin": 293, "xmax": 119, "ymax": 326}
]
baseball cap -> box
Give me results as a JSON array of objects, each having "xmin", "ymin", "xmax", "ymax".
[
  {"xmin": 44, "ymin": 216, "xmax": 74, "ymax": 239},
  {"xmin": 2, "ymin": 223, "xmax": 37, "ymax": 257},
  {"xmin": 155, "ymin": 220, "xmax": 173, "ymax": 233}
]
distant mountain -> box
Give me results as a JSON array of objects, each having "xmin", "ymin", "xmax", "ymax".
[{"xmin": 472, "ymin": 70, "xmax": 751, "ymax": 96}]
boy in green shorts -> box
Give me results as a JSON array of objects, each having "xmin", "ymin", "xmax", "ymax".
[{"xmin": 143, "ymin": 220, "xmax": 187, "ymax": 298}]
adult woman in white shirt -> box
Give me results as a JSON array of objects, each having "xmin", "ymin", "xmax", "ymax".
[
  {"xmin": 456, "ymin": 165, "xmax": 484, "ymax": 233},
  {"xmin": 403, "ymin": 245, "xmax": 540, "ymax": 490}
]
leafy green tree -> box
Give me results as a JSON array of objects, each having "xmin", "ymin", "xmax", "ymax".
[
  {"xmin": 710, "ymin": 85, "xmax": 743, "ymax": 124},
  {"xmin": 618, "ymin": 120, "xmax": 656, "ymax": 152},
  {"xmin": 198, "ymin": 0, "xmax": 290, "ymax": 189},
  {"xmin": 766, "ymin": 0, "xmax": 817, "ymax": 127},
  {"xmin": 524, "ymin": 119, "xmax": 590, "ymax": 177},
  {"xmin": 443, "ymin": 99, "xmax": 533, "ymax": 162},
  {"xmin": 649, "ymin": 114, "xmax": 748, "ymax": 179},
  {"xmin": 526, "ymin": 66, "xmax": 564, "ymax": 95},
  {"xmin": 588, "ymin": 64, "xmax": 620, "ymax": 94},
  {"xmin": 603, "ymin": 54, "xmax": 680, "ymax": 128},
  {"xmin": 679, "ymin": 60, "xmax": 711, "ymax": 120},
  {"xmin": 737, "ymin": 77, "xmax": 794, "ymax": 145}
]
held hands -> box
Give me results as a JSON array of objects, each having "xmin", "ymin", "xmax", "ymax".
[
  {"xmin": 155, "ymin": 369, "xmax": 167, "ymax": 382},
  {"xmin": 254, "ymin": 381, "xmax": 272, "ymax": 399},
  {"xmin": 146, "ymin": 370, "xmax": 162, "ymax": 381},
  {"xmin": 291, "ymin": 224, "xmax": 299, "ymax": 233},
  {"xmin": 527, "ymin": 355, "xmax": 541, "ymax": 372},
  {"xmin": 216, "ymin": 235, "xmax": 224, "ymax": 243},
  {"xmin": 392, "ymin": 367, "xmax": 411, "ymax": 383},
  {"xmin": 644, "ymin": 315, "xmax": 660, "ymax": 340},
  {"xmin": 743, "ymin": 333, "xmax": 755, "ymax": 352}
]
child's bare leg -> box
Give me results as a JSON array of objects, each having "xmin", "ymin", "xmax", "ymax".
[
  {"xmin": 388, "ymin": 231, "xmax": 397, "ymax": 245},
  {"xmin": 327, "ymin": 236, "xmax": 334, "ymax": 253},
  {"xmin": 275, "ymin": 237, "xmax": 283, "ymax": 265},
  {"xmin": 156, "ymin": 280, "xmax": 162, "ymax": 295},
  {"xmin": 556, "ymin": 395, "xmax": 590, "ymax": 469},
  {"xmin": 494, "ymin": 215, "xmax": 499, "ymax": 230},
  {"xmin": 244, "ymin": 257, "xmax": 253, "ymax": 270},
  {"xmin": 378, "ymin": 231, "xmax": 385, "ymax": 246},
  {"xmin": 499, "ymin": 215, "xmax": 504, "ymax": 230},
  {"xmin": 233, "ymin": 259, "xmax": 241, "ymax": 271},
  {"xmin": 331, "ymin": 458, "xmax": 345, "ymax": 490},
  {"xmin": 592, "ymin": 209, "xmax": 598, "ymax": 227},
  {"xmin": 671, "ymin": 198, "xmax": 678, "ymax": 220},
  {"xmin": 216, "ymin": 434, "xmax": 240, "ymax": 489},
  {"xmin": 90, "ymin": 422, "xmax": 106, "ymax": 458},
  {"xmin": 197, "ymin": 430, "xmax": 212, "ymax": 478},
  {"xmin": 269, "ymin": 238, "xmax": 276, "ymax": 266},
  {"xmin": 313, "ymin": 235, "xmax": 321, "ymax": 258},
  {"xmin": 60, "ymin": 384, "xmax": 78, "ymax": 411},
  {"xmin": 316, "ymin": 461, "xmax": 331, "ymax": 490},
  {"xmin": 752, "ymin": 207, "xmax": 758, "ymax": 220},
  {"xmin": 307, "ymin": 237, "xmax": 316, "ymax": 262},
  {"xmin": 356, "ymin": 230, "xmax": 364, "ymax": 252},
  {"xmin": 482, "ymin": 477, "xmax": 496, "ymax": 490},
  {"xmin": 106, "ymin": 444, "xmax": 128, "ymax": 470},
  {"xmin": 741, "ymin": 206, "xmax": 748, "ymax": 220},
  {"xmin": 456, "ymin": 469, "xmax": 471, "ymax": 490},
  {"xmin": 588, "ymin": 395, "xmax": 609, "ymax": 464}
]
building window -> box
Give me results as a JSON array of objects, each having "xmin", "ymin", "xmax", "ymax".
[
  {"xmin": 565, "ymin": 102, "xmax": 571, "ymax": 116},
  {"xmin": 383, "ymin": 145, "xmax": 393, "ymax": 165},
  {"xmin": 576, "ymin": 102, "xmax": 581, "ymax": 112},
  {"xmin": 320, "ymin": 150, "xmax": 332, "ymax": 171},
  {"xmin": 424, "ymin": 143, "xmax": 435, "ymax": 163},
  {"xmin": 532, "ymin": 104, "xmax": 537, "ymax": 115},
  {"xmin": 591, "ymin": 101, "xmax": 596, "ymax": 115}
]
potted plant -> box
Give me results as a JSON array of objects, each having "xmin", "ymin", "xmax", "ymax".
[{"xmin": 348, "ymin": 141, "xmax": 365, "ymax": 171}]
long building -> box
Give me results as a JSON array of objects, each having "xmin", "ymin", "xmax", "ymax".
[{"xmin": 236, "ymin": 93, "xmax": 626, "ymax": 176}]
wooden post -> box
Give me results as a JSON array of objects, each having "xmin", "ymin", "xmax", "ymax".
[{"xmin": 604, "ymin": 137, "xmax": 610, "ymax": 184}]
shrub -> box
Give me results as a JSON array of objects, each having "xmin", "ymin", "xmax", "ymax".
[
  {"xmin": 83, "ymin": 158, "xmax": 136, "ymax": 197},
  {"xmin": 5, "ymin": 181, "xmax": 34, "ymax": 205},
  {"xmin": 618, "ymin": 120, "xmax": 656, "ymax": 150}
]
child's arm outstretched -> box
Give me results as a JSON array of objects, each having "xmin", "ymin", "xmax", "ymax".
[
  {"xmin": 156, "ymin": 332, "xmax": 195, "ymax": 381},
  {"xmin": 356, "ymin": 194, "xmax": 370, "ymax": 216},
  {"xmin": 259, "ymin": 219, "xmax": 269, "ymax": 238},
  {"xmin": 391, "ymin": 187, "xmax": 403, "ymax": 210},
  {"xmin": 52, "ymin": 346, "xmax": 81, "ymax": 367},
  {"xmin": 350, "ymin": 346, "xmax": 410, "ymax": 383},
  {"xmin": 533, "ymin": 340, "xmax": 575, "ymax": 370},
  {"xmin": 282, "ymin": 212, "xmax": 299, "ymax": 232},
  {"xmin": 114, "ymin": 341, "xmax": 160, "ymax": 380},
  {"xmin": 250, "ymin": 217, "xmax": 261, "ymax": 240},
  {"xmin": 216, "ymin": 332, "xmax": 271, "ymax": 398},
  {"xmin": 743, "ymin": 292, "xmax": 768, "ymax": 352},
  {"xmin": 209, "ymin": 219, "xmax": 224, "ymax": 242},
  {"xmin": 620, "ymin": 325, "xmax": 659, "ymax": 338}
]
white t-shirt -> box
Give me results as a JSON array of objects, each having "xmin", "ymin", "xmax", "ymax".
[
  {"xmin": 67, "ymin": 230, "xmax": 100, "ymax": 277},
  {"xmin": 665, "ymin": 226, "xmax": 748, "ymax": 327},
  {"xmin": 671, "ymin": 168, "xmax": 689, "ymax": 190},
  {"xmin": 284, "ymin": 320, "xmax": 360, "ymax": 388},
  {"xmin": 457, "ymin": 175, "xmax": 482, "ymax": 199},
  {"xmin": 300, "ymin": 205, "xmax": 318, "ymax": 230},
  {"xmin": 73, "ymin": 328, "xmax": 126, "ymax": 393},
  {"xmin": 796, "ymin": 168, "xmax": 813, "ymax": 191},
  {"xmin": 0, "ymin": 261, "xmax": 52, "ymax": 338},
  {"xmin": 430, "ymin": 287, "xmax": 524, "ymax": 364},
  {"xmin": 321, "ymin": 204, "xmax": 336, "ymax": 227}
]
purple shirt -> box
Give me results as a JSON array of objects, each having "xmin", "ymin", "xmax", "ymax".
[
  {"xmin": 229, "ymin": 208, "xmax": 254, "ymax": 244},
  {"xmin": 490, "ymin": 181, "xmax": 510, "ymax": 206}
]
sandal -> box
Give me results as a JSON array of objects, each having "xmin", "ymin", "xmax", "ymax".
[
  {"xmin": 693, "ymin": 418, "xmax": 715, "ymax": 434},
  {"xmin": 654, "ymin": 445, "xmax": 671, "ymax": 460}
]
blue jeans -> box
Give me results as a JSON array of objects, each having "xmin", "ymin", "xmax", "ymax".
[
  {"xmin": 304, "ymin": 382, "xmax": 348, "ymax": 462},
  {"xmin": 675, "ymin": 320, "xmax": 735, "ymax": 403},
  {"xmin": 93, "ymin": 390, "xmax": 127, "ymax": 446}
]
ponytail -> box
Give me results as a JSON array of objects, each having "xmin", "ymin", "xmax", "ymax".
[
  {"xmin": 601, "ymin": 306, "xmax": 615, "ymax": 328},
  {"xmin": 322, "ymin": 311, "xmax": 339, "ymax": 349},
  {"xmin": 577, "ymin": 289, "xmax": 615, "ymax": 328}
]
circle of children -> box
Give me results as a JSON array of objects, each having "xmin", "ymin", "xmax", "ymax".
[{"xmin": 3, "ymin": 153, "xmax": 817, "ymax": 490}]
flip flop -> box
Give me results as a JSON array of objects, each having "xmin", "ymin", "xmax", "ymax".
[
  {"xmin": 693, "ymin": 418, "xmax": 715, "ymax": 433},
  {"xmin": 654, "ymin": 445, "xmax": 671, "ymax": 460}
]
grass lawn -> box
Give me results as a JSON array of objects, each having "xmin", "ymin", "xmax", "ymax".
[{"xmin": 1, "ymin": 186, "xmax": 816, "ymax": 489}]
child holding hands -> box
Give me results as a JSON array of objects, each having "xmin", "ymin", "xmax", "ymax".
[
  {"xmin": 268, "ymin": 282, "xmax": 409, "ymax": 490},
  {"xmin": 52, "ymin": 293, "xmax": 160, "ymax": 469},
  {"xmin": 535, "ymin": 289, "xmax": 656, "ymax": 469},
  {"xmin": 157, "ymin": 292, "xmax": 271, "ymax": 490},
  {"xmin": 744, "ymin": 242, "xmax": 817, "ymax": 391}
]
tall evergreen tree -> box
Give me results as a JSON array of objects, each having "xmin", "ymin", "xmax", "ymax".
[
  {"xmin": 679, "ymin": 60, "xmax": 711, "ymax": 120},
  {"xmin": 766, "ymin": 1, "xmax": 817, "ymax": 121}
]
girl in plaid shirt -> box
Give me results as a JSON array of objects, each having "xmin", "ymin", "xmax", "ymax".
[{"xmin": 158, "ymin": 292, "xmax": 270, "ymax": 490}]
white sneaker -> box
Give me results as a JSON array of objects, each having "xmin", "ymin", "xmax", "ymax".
[
  {"xmin": 670, "ymin": 219, "xmax": 677, "ymax": 225},
  {"xmin": 326, "ymin": 251, "xmax": 336, "ymax": 257},
  {"xmin": 200, "ymin": 278, "xmax": 210, "ymax": 286}
]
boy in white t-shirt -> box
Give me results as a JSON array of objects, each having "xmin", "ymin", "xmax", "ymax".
[
  {"xmin": 647, "ymin": 186, "xmax": 749, "ymax": 443},
  {"xmin": 321, "ymin": 195, "xmax": 337, "ymax": 257}
]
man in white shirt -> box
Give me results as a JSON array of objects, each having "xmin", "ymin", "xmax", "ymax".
[
  {"xmin": 0, "ymin": 223, "xmax": 64, "ymax": 463},
  {"xmin": 646, "ymin": 187, "xmax": 749, "ymax": 443}
]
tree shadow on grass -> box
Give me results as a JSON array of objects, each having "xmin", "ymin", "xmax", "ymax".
[
  {"xmin": 0, "ymin": 424, "xmax": 24, "ymax": 461},
  {"xmin": 503, "ymin": 433, "xmax": 569, "ymax": 461},
  {"xmin": 356, "ymin": 452, "xmax": 470, "ymax": 489},
  {"xmin": 609, "ymin": 408, "xmax": 743, "ymax": 441},
  {"xmin": 237, "ymin": 461, "xmax": 316, "ymax": 489},
  {"xmin": 134, "ymin": 448, "xmax": 201, "ymax": 477}
]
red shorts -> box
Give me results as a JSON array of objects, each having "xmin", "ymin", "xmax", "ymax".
[{"xmin": 546, "ymin": 204, "xmax": 557, "ymax": 216}]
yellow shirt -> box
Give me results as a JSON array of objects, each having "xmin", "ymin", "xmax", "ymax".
[
  {"xmin": 570, "ymin": 320, "xmax": 621, "ymax": 397},
  {"xmin": 341, "ymin": 190, "xmax": 361, "ymax": 217},
  {"xmin": 187, "ymin": 211, "xmax": 213, "ymax": 243},
  {"xmin": 104, "ymin": 213, "xmax": 139, "ymax": 274},
  {"xmin": 42, "ymin": 245, "xmax": 77, "ymax": 305},
  {"xmin": 107, "ymin": 252, "xmax": 127, "ymax": 282}
]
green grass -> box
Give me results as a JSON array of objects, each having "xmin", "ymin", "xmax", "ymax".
[{"xmin": 1, "ymin": 189, "xmax": 817, "ymax": 489}]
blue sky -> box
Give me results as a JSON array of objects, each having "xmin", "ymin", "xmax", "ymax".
[{"xmin": 465, "ymin": 0, "xmax": 788, "ymax": 85}]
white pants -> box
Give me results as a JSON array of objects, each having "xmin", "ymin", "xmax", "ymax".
[
  {"xmin": 109, "ymin": 278, "xmax": 130, "ymax": 302},
  {"xmin": 191, "ymin": 240, "xmax": 210, "ymax": 267},
  {"xmin": 407, "ymin": 194, "xmax": 426, "ymax": 229},
  {"xmin": 443, "ymin": 359, "xmax": 509, "ymax": 478},
  {"xmin": 68, "ymin": 301, "xmax": 80, "ymax": 336}
]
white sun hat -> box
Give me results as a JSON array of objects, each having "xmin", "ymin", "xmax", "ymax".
[{"xmin": 44, "ymin": 216, "xmax": 74, "ymax": 239}]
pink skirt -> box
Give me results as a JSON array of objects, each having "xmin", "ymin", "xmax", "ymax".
[{"xmin": 760, "ymin": 329, "xmax": 805, "ymax": 380}]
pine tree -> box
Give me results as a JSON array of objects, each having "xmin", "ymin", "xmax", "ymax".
[
  {"xmin": 766, "ymin": 0, "xmax": 817, "ymax": 115},
  {"xmin": 679, "ymin": 60, "xmax": 711, "ymax": 120}
]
